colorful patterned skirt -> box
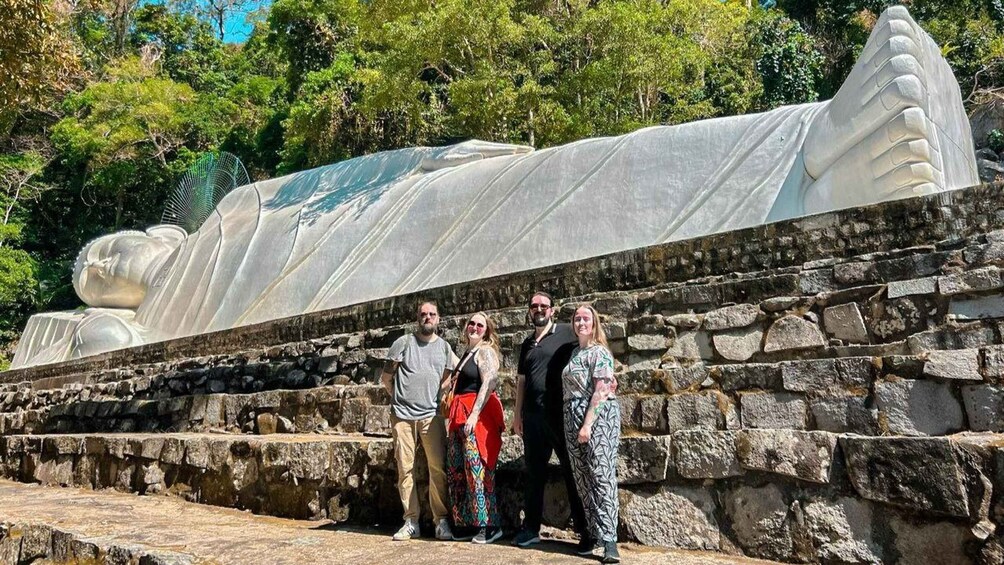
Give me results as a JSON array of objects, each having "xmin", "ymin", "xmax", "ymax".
[{"xmin": 446, "ymin": 392, "xmax": 503, "ymax": 528}]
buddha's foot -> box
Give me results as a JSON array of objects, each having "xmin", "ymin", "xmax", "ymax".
[{"xmin": 802, "ymin": 5, "xmax": 977, "ymax": 214}]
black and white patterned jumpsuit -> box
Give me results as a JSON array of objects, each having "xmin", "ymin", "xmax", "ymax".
[{"xmin": 562, "ymin": 344, "xmax": 620, "ymax": 543}]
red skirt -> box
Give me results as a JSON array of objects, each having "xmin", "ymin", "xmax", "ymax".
[{"xmin": 447, "ymin": 391, "xmax": 505, "ymax": 469}]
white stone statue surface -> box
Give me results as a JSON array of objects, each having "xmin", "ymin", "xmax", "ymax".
[{"xmin": 10, "ymin": 6, "xmax": 979, "ymax": 368}]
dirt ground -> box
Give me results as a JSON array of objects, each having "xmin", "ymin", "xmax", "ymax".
[{"xmin": 0, "ymin": 480, "xmax": 782, "ymax": 564}]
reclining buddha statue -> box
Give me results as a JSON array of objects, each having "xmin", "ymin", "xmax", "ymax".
[{"xmin": 11, "ymin": 6, "xmax": 979, "ymax": 368}]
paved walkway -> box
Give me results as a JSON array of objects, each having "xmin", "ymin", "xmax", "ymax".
[{"xmin": 0, "ymin": 480, "xmax": 781, "ymax": 564}]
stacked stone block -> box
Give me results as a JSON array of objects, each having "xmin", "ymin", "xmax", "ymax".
[{"xmin": 5, "ymin": 184, "xmax": 1004, "ymax": 562}]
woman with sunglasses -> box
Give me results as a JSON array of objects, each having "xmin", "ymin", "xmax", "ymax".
[
  {"xmin": 443, "ymin": 312, "xmax": 506, "ymax": 543},
  {"xmin": 563, "ymin": 304, "xmax": 620, "ymax": 563}
]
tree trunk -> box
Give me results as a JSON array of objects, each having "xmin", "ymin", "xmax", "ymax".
[
  {"xmin": 115, "ymin": 184, "xmax": 124, "ymax": 229},
  {"xmin": 528, "ymin": 109, "xmax": 535, "ymax": 147}
]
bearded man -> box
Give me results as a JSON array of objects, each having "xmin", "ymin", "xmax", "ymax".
[
  {"xmin": 380, "ymin": 301, "xmax": 457, "ymax": 541},
  {"xmin": 512, "ymin": 292, "xmax": 587, "ymax": 550}
]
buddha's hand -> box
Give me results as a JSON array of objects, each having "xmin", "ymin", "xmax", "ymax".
[{"xmin": 420, "ymin": 139, "xmax": 534, "ymax": 171}]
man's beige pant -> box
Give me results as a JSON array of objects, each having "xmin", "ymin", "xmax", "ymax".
[{"xmin": 391, "ymin": 414, "xmax": 449, "ymax": 522}]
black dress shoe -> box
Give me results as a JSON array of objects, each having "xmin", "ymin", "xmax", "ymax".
[
  {"xmin": 601, "ymin": 541, "xmax": 620, "ymax": 563},
  {"xmin": 575, "ymin": 535, "xmax": 598, "ymax": 556}
]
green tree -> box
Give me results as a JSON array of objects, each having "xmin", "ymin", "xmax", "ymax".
[
  {"xmin": 0, "ymin": 0, "xmax": 78, "ymax": 133},
  {"xmin": 267, "ymin": 0, "xmax": 362, "ymax": 94},
  {"xmin": 173, "ymin": 0, "xmax": 253, "ymax": 41},
  {"xmin": 748, "ymin": 8, "xmax": 823, "ymax": 110},
  {"xmin": 358, "ymin": 0, "xmax": 556, "ymax": 145},
  {"xmin": 0, "ymin": 152, "xmax": 50, "ymax": 232},
  {"xmin": 774, "ymin": 1, "xmax": 1004, "ymax": 99},
  {"xmin": 133, "ymin": 3, "xmax": 231, "ymax": 94},
  {"xmin": 0, "ymin": 246, "xmax": 37, "ymax": 369},
  {"xmin": 559, "ymin": 0, "xmax": 716, "ymax": 136},
  {"xmin": 280, "ymin": 52, "xmax": 366, "ymax": 170},
  {"xmin": 50, "ymin": 57, "xmax": 235, "ymax": 228},
  {"xmin": 0, "ymin": 152, "xmax": 48, "ymax": 370}
]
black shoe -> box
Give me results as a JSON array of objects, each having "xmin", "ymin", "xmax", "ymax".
[
  {"xmin": 472, "ymin": 527, "xmax": 503, "ymax": 544},
  {"xmin": 575, "ymin": 535, "xmax": 597, "ymax": 556},
  {"xmin": 513, "ymin": 529, "xmax": 540, "ymax": 547},
  {"xmin": 602, "ymin": 541, "xmax": 620, "ymax": 563}
]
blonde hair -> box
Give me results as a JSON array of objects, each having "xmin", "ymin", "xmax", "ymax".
[
  {"xmin": 573, "ymin": 303, "xmax": 608, "ymax": 348},
  {"xmin": 461, "ymin": 311, "xmax": 502, "ymax": 359}
]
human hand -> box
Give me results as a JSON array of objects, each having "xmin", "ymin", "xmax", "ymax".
[
  {"xmin": 577, "ymin": 426, "xmax": 591, "ymax": 444},
  {"xmin": 464, "ymin": 414, "xmax": 478, "ymax": 436},
  {"xmin": 513, "ymin": 413, "xmax": 523, "ymax": 436}
]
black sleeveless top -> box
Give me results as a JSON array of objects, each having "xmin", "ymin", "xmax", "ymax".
[{"xmin": 455, "ymin": 350, "xmax": 482, "ymax": 394}]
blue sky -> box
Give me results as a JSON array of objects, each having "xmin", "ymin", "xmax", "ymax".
[
  {"xmin": 195, "ymin": 0, "xmax": 778, "ymax": 43},
  {"xmin": 139, "ymin": 0, "xmax": 271, "ymax": 43},
  {"xmin": 222, "ymin": 0, "xmax": 271, "ymax": 43}
]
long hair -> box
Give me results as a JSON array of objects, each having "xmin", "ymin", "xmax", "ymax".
[
  {"xmin": 461, "ymin": 311, "xmax": 502, "ymax": 360},
  {"xmin": 573, "ymin": 303, "xmax": 608, "ymax": 349}
]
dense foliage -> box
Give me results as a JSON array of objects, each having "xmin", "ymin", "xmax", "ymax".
[{"xmin": 1, "ymin": 0, "xmax": 1003, "ymax": 368}]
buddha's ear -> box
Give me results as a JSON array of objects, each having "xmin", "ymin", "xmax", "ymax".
[{"xmin": 146, "ymin": 224, "xmax": 188, "ymax": 247}]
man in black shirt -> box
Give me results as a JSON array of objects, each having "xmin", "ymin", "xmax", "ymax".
[{"xmin": 512, "ymin": 291, "xmax": 589, "ymax": 551}]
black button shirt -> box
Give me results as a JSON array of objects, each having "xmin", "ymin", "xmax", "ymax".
[{"xmin": 518, "ymin": 323, "xmax": 578, "ymax": 413}]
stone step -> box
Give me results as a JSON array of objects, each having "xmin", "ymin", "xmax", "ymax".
[
  {"xmin": 6, "ymin": 345, "xmax": 1004, "ymax": 439},
  {"xmin": 5, "ymin": 348, "xmax": 1004, "ymax": 438},
  {"xmin": 0, "ymin": 480, "xmax": 779, "ymax": 565},
  {"xmin": 0, "ymin": 384, "xmax": 391, "ymax": 436},
  {"xmin": 1, "ymin": 431, "xmax": 1001, "ymax": 563},
  {"xmin": 0, "ymin": 432, "xmax": 671, "ymax": 519},
  {"xmin": 0, "ymin": 381, "xmax": 387, "ymax": 422},
  {"xmin": 0, "ymin": 432, "xmax": 400, "ymax": 524},
  {"xmin": 1, "ymin": 518, "xmax": 192, "ymax": 565}
]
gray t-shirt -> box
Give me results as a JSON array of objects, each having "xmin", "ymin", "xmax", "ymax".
[{"xmin": 388, "ymin": 334, "xmax": 455, "ymax": 420}]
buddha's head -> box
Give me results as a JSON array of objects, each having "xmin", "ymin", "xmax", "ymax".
[{"xmin": 73, "ymin": 225, "xmax": 187, "ymax": 308}]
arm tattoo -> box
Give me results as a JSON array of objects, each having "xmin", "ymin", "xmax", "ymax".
[
  {"xmin": 582, "ymin": 349, "xmax": 617, "ymax": 428},
  {"xmin": 471, "ymin": 347, "xmax": 500, "ymax": 417},
  {"xmin": 590, "ymin": 379, "xmax": 616, "ymax": 415}
]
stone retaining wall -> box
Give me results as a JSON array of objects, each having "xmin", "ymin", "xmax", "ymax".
[
  {"xmin": 0, "ymin": 431, "xmax": 1001, "ymax": 563},
  {"xmin": 6, "ymin": 184, "xmax": 1004, "ymax": 562},
  {"xmin": 2, "ymin": 344, "xmax": 1004, "ymax": 439},
  {"xmin": 0, "ymin": 434, "xmax": 399, "ymax": 524},
  {"xmin": 7, "ymin": 225, "xmax": 1004, "ymax": 441}
]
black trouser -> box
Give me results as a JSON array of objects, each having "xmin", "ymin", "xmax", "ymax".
[{"xmin": 522, "ymin": 408, "xmax": 587, "ymax": 535}]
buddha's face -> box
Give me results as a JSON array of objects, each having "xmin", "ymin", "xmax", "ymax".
[{"xmin": 73, "ymin": 226, "xmax": 185, "ymax": 308}]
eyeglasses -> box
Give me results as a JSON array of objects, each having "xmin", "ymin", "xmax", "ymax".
[
  {"xmin": 466, "ymin": 321, "xmax": 486, "ymax": 329},
  {"xmin": 529, "ymin": 303, "xmax": 551, "ymax": 311}
]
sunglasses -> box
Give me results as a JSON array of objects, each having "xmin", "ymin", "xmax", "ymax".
[{"xmin": 466, "ymin": 321, "xmax": 486, "ymax": 329}]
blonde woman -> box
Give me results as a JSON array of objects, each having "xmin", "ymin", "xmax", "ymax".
[
  {"xmin": 563, "ymin": 304, "xmax": 620, "ymax": 563},
  {"xmin": 444, "ymin": 312, "xmax": 505, "ymax": 543}
]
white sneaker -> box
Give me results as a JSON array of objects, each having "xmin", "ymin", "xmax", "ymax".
[
  {"xmin": 393, "ymin": 520, "xmax": 419, "ymax": 541},
  {"xmin": 435, "ymin": 518, "xmax": 454, "ymax": 541}
]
